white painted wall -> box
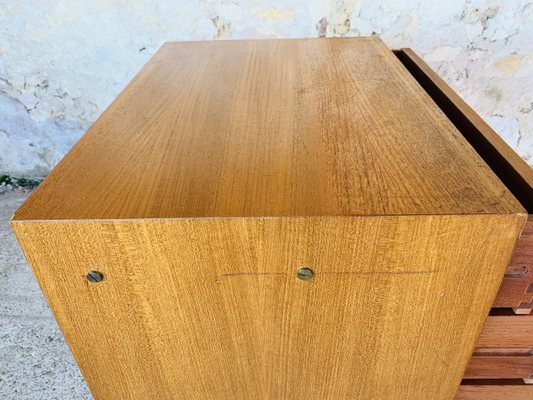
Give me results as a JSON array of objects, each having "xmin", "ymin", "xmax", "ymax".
[{"xmin": 1, "ymin": 0, "xmax": 532, "ymax": 176}]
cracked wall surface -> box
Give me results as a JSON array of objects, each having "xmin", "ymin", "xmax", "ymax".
[{"xmin": 0, "ymin": 0, "xmax": 532, "ymax": 176}]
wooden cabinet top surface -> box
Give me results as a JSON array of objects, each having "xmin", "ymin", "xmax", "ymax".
[{"xmin": 13, "ymin": 37, "xmax": 525, "ymax": 220}]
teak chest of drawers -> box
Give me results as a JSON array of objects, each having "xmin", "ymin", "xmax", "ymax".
[{"xmin": 11, "ymin": 37, "xmax": 533, "ymax": 399}]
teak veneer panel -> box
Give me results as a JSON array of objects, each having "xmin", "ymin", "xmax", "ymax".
[
  {"xmin": 13, "ymin": 37, "xmax": 523, "ymax": 220},
  {"xmin": 12, "ymin": 215, "xmax": 523, "ymax": 399}
]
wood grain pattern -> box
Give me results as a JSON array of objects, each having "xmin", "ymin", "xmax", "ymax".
[
  {"xmin": 12, "ymin": 38, "xmax": 524, "ymax": 221},
  {"xmin": 464, "ymin": 356, "xmax": 533, "ymax": 379},
  {"xmin": 476, "ymin": 314, "xmax": 533, "ymax": 348},
  {"xmin": 455, "ymin": 385, "xmax": 533, "ymax": 400},
  {"xmin": 12, "ymin": 214, "xmax": 523, "ymax": 400}
]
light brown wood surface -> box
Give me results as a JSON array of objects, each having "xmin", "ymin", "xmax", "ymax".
[
  {"xmin": 12, "ymin": 215, "xmax": 524, "ymax": 399},
  {"xmin": 455, "ymin": 385, "xmax": 533, "ymax": 400},
  {"xmin": 13, "ymin": 37, "xmax": 524, "ymax": 220}
]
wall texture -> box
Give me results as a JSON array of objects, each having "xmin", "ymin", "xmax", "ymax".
[{"xmin": 0, "ymin": 0, "xmax": 532, "ymax": 177}]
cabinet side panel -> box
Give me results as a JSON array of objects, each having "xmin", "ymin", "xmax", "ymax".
[{"xmin": 11, "ymin": 215, "xmax": 524, "ymax": 400}]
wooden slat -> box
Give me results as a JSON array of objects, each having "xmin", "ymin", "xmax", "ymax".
[
  {"xmin": 455, "ymin": 385, "xmax": 533, "ymax": 400},
  {"xmin": 494, "ymin": 218, "xmax": 533, "ymax": 309},
  {"xmin": 465, "ymin": 356, "xmax": 533, "ymax": 379},
  {"xmin": 473, "ymin": 349, "xmax": 532, "ymax": 357},
  {"xmin": 477, "ymin": 314, "xmax": 533, "ymax": 348}
]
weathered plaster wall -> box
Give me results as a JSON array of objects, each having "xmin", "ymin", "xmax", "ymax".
[{"xmin": 1, "ymin": 0, "xmax": 532, "ymax": 176}]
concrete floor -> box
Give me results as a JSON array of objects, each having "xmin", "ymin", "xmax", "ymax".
[{"xmin": 0, "ymin": 189, "xmax": 91, "ymax": 399}]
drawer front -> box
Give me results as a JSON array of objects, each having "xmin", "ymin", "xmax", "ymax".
[
  {"xmin": 455, "ymin": 385, "xmax": 533, "ymax": 400},
  {"xmin": 494, "ymin": 220, "xmax": 533, "ymax": 309}
]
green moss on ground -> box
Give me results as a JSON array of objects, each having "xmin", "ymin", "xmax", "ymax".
[{"xmin": 0, "ymin": 176, "xmax": 42, "ymax": 189}]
